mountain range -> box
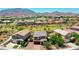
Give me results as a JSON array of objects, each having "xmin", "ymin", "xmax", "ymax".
[
  {"xmin": 0, "ymin": 8, "xmax": 37, "ymax": 17},
  {"xmin": 0, "ymin": 8, "xmax": 77, "ymax": 17}
]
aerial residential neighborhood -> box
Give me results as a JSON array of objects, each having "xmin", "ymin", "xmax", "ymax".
[{"xmin": 1, "ymin": 8, "xmax": 79, "ymax": 50}]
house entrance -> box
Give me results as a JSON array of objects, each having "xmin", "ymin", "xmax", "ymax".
[{"xmin": 34, "ymin": 41, "xmax": 40, "ymax": 45}]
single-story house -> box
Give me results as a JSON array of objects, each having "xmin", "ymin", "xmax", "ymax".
[
  {"xmin": 0, "ymin": 18, "xmax": 12, "ymax": 24},
  {"xmin": 25, "ymin": 20, "xmax": 35, "ymax": 25},
  {"xmin": 12, "ymin": 30, "xmax": 31, "ymax": 43},
  {"xmin": 0, "ymin": 20, "xmax": 11, "ymax": 24},
  {"xmin": 15, "ymin": 20, "xmax": 26, "ymax": 26},
  {"xmin": 54, "ymin": 29, "xmax": 73, "ymax": 42},
  {"xmin": 54, "ymin": 16, "xmax": 61, "ymax": 20},
  {"xmin": 2, "ymin": 20, "xmax": 11, "ymax": 23},
  {"xmin": 35, "ymin": 21, "xmax": 43, "ymax": 24},
  {"xmin": 71, "ymin": 26, "xmax": 79, "ymax": 31},
  {"xmin": 48, "ymin": 19, "xmax": 54, "ymax": 24},
  {"xmin": 33, "ymin": 31, "xmax": 47, "ymax": 45}
]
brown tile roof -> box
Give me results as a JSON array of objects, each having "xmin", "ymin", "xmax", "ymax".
[{"xmin": 15, "ymin": 29, "xmax": 30, "ymax": 36}]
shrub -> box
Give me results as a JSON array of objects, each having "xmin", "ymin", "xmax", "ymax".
[
  {"xmin": 13, "ymin": 45, "xmax": 18, "ymax": 49},
  {"xmin": 43, "ymin": 41, "xmax": 51, "ymax": 50},
  {"xmin": 71, "ymin": 32, "xmax": 79, "ymax": 45},
  {"xmin": 75, "ymin": 40, "xmax": 79, "ymax": 45},
  {"xmin": 17, "ymin": 41, "xmax": 28, "ymax": 47}
]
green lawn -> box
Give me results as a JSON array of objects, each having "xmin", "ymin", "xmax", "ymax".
[{"xmin": 24, "ymin": 24, "xmax": 67, "ymax": 32}]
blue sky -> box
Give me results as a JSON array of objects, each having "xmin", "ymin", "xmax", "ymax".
[
  {"xmin": 0, "ymin": 8, "xmax": 79, "ymax": 13},
  {"xmin": 28, "ymin": 8, "xmax": 79, "ymax": 13}
]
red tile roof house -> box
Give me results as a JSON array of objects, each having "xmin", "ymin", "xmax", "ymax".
[
  {"xmin": 54, "ymin": 29, "xmax": 74, "ymax": 42},
  {"xmin": 70, "ymin": 26, "xmax": 79, "ymax": 34},
  {"xmin": 11, "ymin": 30, "xmax": 31, "ymax": 43}
]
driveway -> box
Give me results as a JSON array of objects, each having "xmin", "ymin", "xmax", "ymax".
[{"xmin": 25, "ymin": 42, "xmax": 44, "ymax": 50}]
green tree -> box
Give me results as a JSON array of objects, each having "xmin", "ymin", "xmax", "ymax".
[
  {"xmin": 43, "ymin": 41, "xmax": 51, "ymax": 50},
  {"xmin": 71, "ymin": 32, "xmax": 79, "ymax": 45},
  {"xmin": 48, "ymin": 33, "xmax": 64, "ymax": 48},
  {"xmin": 71, "ymin": 32, "xmax": 79, "ymax": 39}
]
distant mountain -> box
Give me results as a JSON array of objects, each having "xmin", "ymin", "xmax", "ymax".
[
  {"xmin": 51, "ymin": 11, "xmax": 64, "ymax": 14},
  {"xmin": 0, "ymin": 8, "xmax": 37, "ymax": 17},
  {"xmin": 40, "ymin": 11, "xmax": 76, "ymax": 16},
  {"xmin": 0, "ymin": 8, "xmax": 77, "ymax": 18}
]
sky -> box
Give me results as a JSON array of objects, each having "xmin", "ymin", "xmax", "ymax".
[
  {"xmin": 0, "ymin": 8, "xmax": 79, "ymax": 13},
  {"xmin": 28, "ymin": 8, "xmax": 79, "ymax": 13}
]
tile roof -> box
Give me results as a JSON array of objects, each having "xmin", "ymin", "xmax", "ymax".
[
  {"xmin": 71, "ymin": 26, "xmax": 79, "ymax": 29},
  {"xmin": 15, "ymin": 29, "xmax": 30, "ymax": 36},
  {"xmin": 33, "ymin": 31, "xmax": 47, "ymax": 37},
  {"xmin": 54, "ymin": 29, "xmax": 72, "ymax": 36}
]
